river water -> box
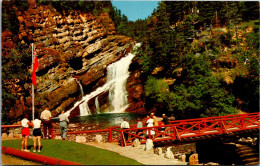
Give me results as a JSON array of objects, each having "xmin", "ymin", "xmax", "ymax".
[{"xmin": 57, "ymin": 113, "xmax": 143, "ymax": 129}]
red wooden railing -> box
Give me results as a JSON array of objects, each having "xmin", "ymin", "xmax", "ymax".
[
  {"xmin": 2, "ymin": 113, "xmax": 259, "ymax": 147},
  {"xmin": 116, "ymin": 112, "xmax": 260, "ymax": 146}
]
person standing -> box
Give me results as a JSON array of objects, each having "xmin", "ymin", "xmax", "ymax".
[
  {"xmin": 121, "ymin": 118, "xmax": 130, "ymax": 144},
  {"xmin": 32, "ymin": 117, "xmax": 42, "ymax": 152},
  {"xmin": 58, "ymin": 110, "xmax": 69, "ymax": 140},
  {"xmin": 21, "ymin": 114, "xmax": 33, "ymax": 152},
  {"xmin": 153, "ymin": 115, "xmax": 159, "ymax": 135},
  {"xmin": 162, "ymin": 114, "xmax": 170, "ymax": 134},
  {"xmin": 146, "ymin": 115, "xmax": 155, "ymax": 138},
  {"xmin": 136, "ymin": 118, "xmax": 143, "ymax": 140},
  {"xmin": 40, "ymin": 107, "xmax": 52, "ymax": 139}
]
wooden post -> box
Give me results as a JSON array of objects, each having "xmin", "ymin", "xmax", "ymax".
[{"xmin": 108, "ymin": 128, "xmax": 112, "ymax": 142}]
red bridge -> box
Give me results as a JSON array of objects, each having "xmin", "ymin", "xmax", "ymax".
[
  {"xmin": 111, "ymin": 112, "xmax": 260, "ymax": 146},
  {"xmin": 54, "ymin": 112, "xmax": 260, "ymax": 146},
  {"xmin": 2, "ymin": 112, "xmax": 259, "ymax": 147}
]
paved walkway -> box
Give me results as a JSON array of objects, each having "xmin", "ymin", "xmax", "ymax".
[{"xmin": 84, "ymin": 142, "xmax": 187, "ymax": 165}]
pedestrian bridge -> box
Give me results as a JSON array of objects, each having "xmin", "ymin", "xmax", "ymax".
[{"xmin": 110, "ymin": 112, "xmax": 260, "ymax": 146}]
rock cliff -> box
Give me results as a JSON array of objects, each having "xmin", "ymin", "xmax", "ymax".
[{"xmin": 2, "ymin": 0, "xmax": 145, "ymax": 120}]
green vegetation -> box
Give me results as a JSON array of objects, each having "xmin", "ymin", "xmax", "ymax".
[
  {"xmin": 131, "ymin": 1, "xmax": 259, "ymax": 119},
  {"xmin": 2, "ymin": 139, "xmax": 143, "ymax": 165},
  {"xmin": 2, "ymin": 42, "xmax": 32, "ymax": 124}
]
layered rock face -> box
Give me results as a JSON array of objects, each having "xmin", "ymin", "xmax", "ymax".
[{"xmin": 3, "ymin": 0, "xmax": 145, "ymax": 120}]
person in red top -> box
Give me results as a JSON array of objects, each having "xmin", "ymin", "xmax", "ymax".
[{"xmin": 21, "ymin": 114, "xmax": 33, "ymax": 152}]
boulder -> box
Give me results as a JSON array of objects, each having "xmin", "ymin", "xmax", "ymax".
[
  {"xmin": 206, "ymin": 162, "xmax": 219, "ymax": 165},
  {"xmin": 75, "ymin": 136, "xmax": 86, "ymax": 143},
  {"xmin": 14, "ymin": 133, "xmax": 22, "ymax": 138},
  {"xmin": 54, "ymin": 136, "xmax": 62, "ymax": 140},
  {"xmin": 94, "ymin": 135, "xmax": 103, "ymax": 143},
  {"xmin": 140, "ymin": 145, "xmax": 145, "ymax": 150},
  {"xmin": 164, "ymin": 147, "xmax": 175, "ymax": 159},
  {"xmin": 8, "ymin": 133, "xmax": 14, "ymax": 139},
  {"xmin": 189, "ymin": 153, "xmax": 199, "ymax": 165},
  {"xmin": 145, "ymin": 139, "xmax": 153, "ymax": 151},
  {"xmin": 180, "ymin": 154, "xmax": 186, "ymax": 162},
  {"xmin": 133, "ymin": 138, "xmax": 141, "ymax": 148},
  {"xmin": 154, "ymin": 147, "xmax": 163, "ymax": 155},
  {"xmin": 2, "ymin": 133, "xmax": 8, "ymax": 140}
]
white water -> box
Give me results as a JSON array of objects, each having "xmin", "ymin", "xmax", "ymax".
[
  {"xmin": 65, "ymin": 43, "xmax": 141, "ymax": 117},
  {"xmin": 107, "ymin": 53, "xmax": 134, "ymax": 113},
  {"xmin": 74, "ymin": 78, "xmax": 84, "ymax": 98},
  {"xmin": 95, "ymin": 97, "xmax": 100, "ymax": 114}
]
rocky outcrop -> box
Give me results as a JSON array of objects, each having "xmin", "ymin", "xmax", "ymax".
[{"xmin": 2, "ymin": 0, "xmax": 146, "ymax": 121}]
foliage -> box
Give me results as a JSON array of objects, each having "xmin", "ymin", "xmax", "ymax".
[
  {"xmin": 144, "ymin": 54, "xmax": 237, "ymax": 119},
  {"xmin": 2, "ymin": 42, "xmax": 31, "ymax": 124},
  {"xmin": 2, "ymin": 139, "xmax": 143, "ymax": 165}
]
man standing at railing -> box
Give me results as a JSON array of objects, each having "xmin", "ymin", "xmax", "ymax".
[
  {"xmin": 58, "ymin": 110, "xmax": 69, "ymax": 140},
  {"xmin": 136, "ymin": 118, "xmax": 143, "ymax": 140},
  {"xmin": 121, "ymin": 118, "xmax": 130, "ymax": 145},
  {"xmin": 40, "ymin": 107, "xmax": 52, "ymax": 139},
  {"xmin": 162, "ymin": 114, "xmax": 170, "ymax": 134}
]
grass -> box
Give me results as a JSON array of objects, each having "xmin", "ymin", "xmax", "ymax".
[{"xmin": 2, "ymin": 139, "xmax": 143, "ymax": 165}]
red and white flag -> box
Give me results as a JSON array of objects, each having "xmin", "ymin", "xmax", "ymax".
[{"xmin": 32, "ymin": 51, "xmax": 38, "ymax": 85}]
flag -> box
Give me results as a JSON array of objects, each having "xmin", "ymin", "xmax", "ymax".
[{"xmin": 32, "ymin": 52, "xmax": 38, "ymax": 85}]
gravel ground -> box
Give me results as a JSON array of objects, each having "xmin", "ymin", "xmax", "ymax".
[{"xmin": 1, "ymin": 153, "xmax": 42, "ymax": 165}]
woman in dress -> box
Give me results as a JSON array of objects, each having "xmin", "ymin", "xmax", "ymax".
[{"xmin": 146, "ymin": 115, "xmax": 155, "ymax": 138}]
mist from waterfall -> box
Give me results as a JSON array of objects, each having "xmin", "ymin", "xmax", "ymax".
[{"xmin": 65, "ymin": 43, "xmax": 141, "ymax": 117}]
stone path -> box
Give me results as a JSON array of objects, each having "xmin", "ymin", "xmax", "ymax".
[{"xmin": 84, "ymin": 142, "xmax": 187, "ymax": 165}]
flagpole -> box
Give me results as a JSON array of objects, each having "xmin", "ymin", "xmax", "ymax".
[{"xmin": 32, "ymin": 43, "xmax": 35, "ymax": 120}]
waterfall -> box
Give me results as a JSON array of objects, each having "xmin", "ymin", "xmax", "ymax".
[
  {"xmin": 65, "ymin": 43, "xmax": 141, "ymax": 117},
  {"xmin": 95, "ymin": 97, "xmax": 100, "ymax": 114},
  {"xmin": 74, "ymin": 78, "xmax": 84, "ymax": 98},
  {"xmin": 107, "ymin": 53, "xmax": 134, "ymax": 113}
]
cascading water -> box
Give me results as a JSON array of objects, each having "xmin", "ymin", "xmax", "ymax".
[
  {"xmin": 107, "ymin": 53, "xmax": 134, "ymax": 113},
  {"xmin": 74, "ymin": 78, "xmax": 84, "ymax": 98},
  {"xmin": 95, "ymin": 97, "xmax": 100, "ymax": 114},
  {"xmin": 65, "ymin": 43, "xmax": 141, "ymax": 117}
]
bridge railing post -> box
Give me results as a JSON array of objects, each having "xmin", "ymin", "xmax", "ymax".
[
  {"xmin": 120, "ymin": 130, "xmax": 124, "ymax": 147},
  {"xmin": 241, "ymin": 115, "xmax": 245, "ymax": 129},
  {"xmin": 198, "ymin": 122, "xmax": 201, "ymax": 134},
  {"xmin": 108, "ymin": 128, "xmax": 112, "ymax": 142},
  {"xmin": 148, "ymin": 129, "xmax": 151, "ymax": 139},
  {"xmin": 51, "ymin": 123, "xmax": 54, "ymax": 139}
]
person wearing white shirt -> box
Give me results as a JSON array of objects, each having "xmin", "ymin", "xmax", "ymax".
[
  {"xmin": 40, "ymin": 107, "xmax": 52, "ymax": 139},
  {"xmin": 146, "ymin": 116, "xmax": 155, "ymax": 137},
  {"xmin": 121, "ymin": 118, "xmax": 130, "ymax": 145},
  {"xmin": 21, "ymin": 114, "xmax": 32, "ymax": 152},
  {"xmin": 58, "ymin": 110, "xmax": 69, "ymax": 140},
  {"xmin": 32, "ymin": 117, "xmax": 42, "ymax": 152}
]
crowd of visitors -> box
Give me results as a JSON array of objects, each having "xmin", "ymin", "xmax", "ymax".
[
  {"xmin": 20, "ymin": 107, "xmax": 173, "ymax": 149},
  {"xmin": 20, "ymin": 107, "xmax": 69, "ymax": 152},
  {"xmin": 120, "ymin": 113, "xmax": 174, "ymax": 145}
]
